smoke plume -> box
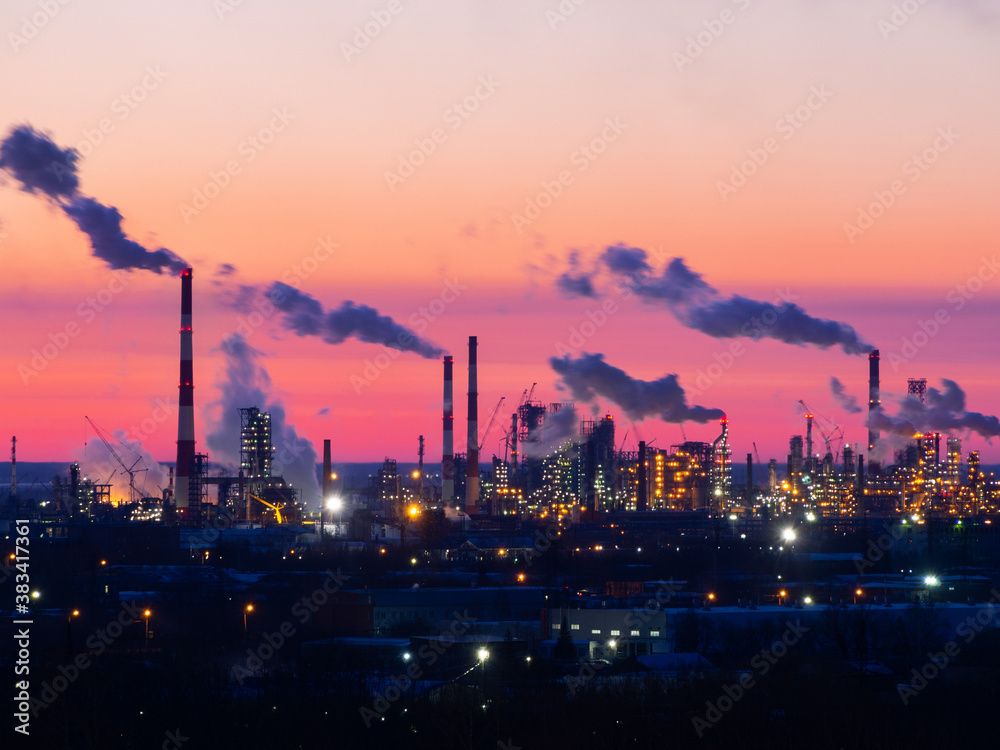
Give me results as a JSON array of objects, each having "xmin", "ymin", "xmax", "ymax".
[
  {"xmin": 266, "ymin": 282, "xmax": 443, "ymax": 358},
  {"xmin": 520, "ymin": 404, "xmax": 579, "ymax": 459},
  {"xmin": 555, "ymin": 245, "xmax": 872, "ymax": 355},
  {"xmin": 551, "ymin": 352, "xmax": 724, "ymax": 424},
  {"xmin": 205, "ymin": 335, "xmax": 320, "ymax": 504},
  {"xmin": 0, "ymin": 124, "xmax": 186, "ymax": 274},
  {"xmin": 830, "ymin": 376, "xmax": 862, "ymax": 414},
  {"xmin": 868, "ymin": 379, "xmax": 1000, "ymax": 441}
]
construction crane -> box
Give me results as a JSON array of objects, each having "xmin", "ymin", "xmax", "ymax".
[
  {"xmin": 85, "ymin": 416, "xmax": 146, "ymax": 503},
  {"xmin": 798, "ymin": 401, "xmax": 843, "ymax": 459},
  {"xmin": 480, "ymin": 396, "xmax": 505, "ymax": 453},
  {"xmin": 250, "ymin": 493, "xmax": 285, "ymax": 524},
  {"xmin": 752, "ymin": 441, "xmax": 766, "ymax": 487}
]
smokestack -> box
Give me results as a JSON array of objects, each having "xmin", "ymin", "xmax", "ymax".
[
  {"xmin": 868, "ymin": 349, "xmax": 880, "ymax": 470},
  {"xmin": 746, "ymin": 452, "xmax": 752, "ymax": 511},
  {"xmin": 442, "ymin": 356, "xmax": 454, "ymax": 504},
  {"xmin": 637, "ymin": 440, "xmax": 647, "ymax": 511},
  {"xmin": 418, "ymin": 434, "xmax": 425, "ymax": 500},
  {"xmin": 466, "ymin": 336, "xmax": 479, "ymax": 515},
  {"xmin": 805, "ymin": 413, "xmax": 814, "ymax": 474},
  {"xmin": 322, "ymin": 439, "xmax": 332, "ymax": 500},
  {"xmin": 10, "ymin": 436, "xmax": 16, "ymax": 502},
  {"xmin": 175, "ymin": 268, "xmax": 195, "ymax": 514}
]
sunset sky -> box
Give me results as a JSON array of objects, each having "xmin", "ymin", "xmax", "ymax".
[{"xmin": 3, "ymin": 0, "xmax": 999, "ymax": 488}]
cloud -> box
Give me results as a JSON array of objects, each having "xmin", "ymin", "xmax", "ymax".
[
  {"xmin": 869, "ymin": 379, "xmax": 1000, "ymax": 441},
  {"xmin": 0, "ymin": 124, "xmax": 187, "ymax": 274},
  {"xmin": 204, "ymin": 335, "xmax": 320, "ymax": 504},
  {"xmin": 553, "ymin": 246, "xmax": 873, "ymax": 355},
  {"xmin": 265, "ymin": 282, "xmax": 443, "ymax": 358},
  {"xmin": 550, "ymin": 352, "xmax": 724, "ymax": 424},
  {"xmin": 830, "ymin": 376, "xmax": 862, "ymax": 414}
]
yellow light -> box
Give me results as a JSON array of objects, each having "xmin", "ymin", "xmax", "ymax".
[
  {"xmin": 412, "ymin": 470, "xmax": 420, "ymax": 479},
  {"xmin": 779, "ymin": 590, "xmax": 787, "ymax": 597},
  {"xmin": 517, "ymin": 573, "xmax": 525, "ymax": 582},
  {"xmin": 408, "ymin": 505, "xmax": 420, "ymax": 517},
  {"xmin": 72, "ymin": 610, "xmax": 80, "ymax": 617},
  {"xmin": 246, "ymin": 604, "xmax": 254, "ymax": 612},
  {"xmin": 707, "ymin": 593, "xmax": 715, "ymax": 600},
  {"xmin": 144, "ymin": 610, "xmax": 151, "ymax": 617},
  {"xmin": 330, "ymin": 472, "xmax": 338, "ymax": 481},
  {"xmin": 856, "ymin": 589, "xmax": 863, "ymax": 596}
]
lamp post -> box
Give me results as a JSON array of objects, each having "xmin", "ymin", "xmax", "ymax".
[
  {"xmin": 244, "ymin": 603, "xmax": 254, "ymax": 637},
  {"xmin": 143, "ymin": 610, "xmax": 151, "ymax": 647}
]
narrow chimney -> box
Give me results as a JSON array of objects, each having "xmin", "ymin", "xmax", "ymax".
[
  {"xmin": 323, "ymin": 439, "xmax": 332, "ymax": 500},
  {"xmin": 466, "ymin": 336, "xmax": 479, "ymax": 515},
  {"xmin": 175, "ymin": 268, "xmax": 195, "ymax": 514},
  {"xmin": 868, "ymin": 349, "xmax": 880, "ymax": 471},
  {"xmin": 442, "ymin": 356, "xmax": 454, "ymax": 505}
]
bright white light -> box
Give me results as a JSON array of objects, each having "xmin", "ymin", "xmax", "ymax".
[
  {"xmin": 805, "ymin": 512, "xmax": 816, "ymax": 522},
  {"xmin": 804, "ymin": 596, "xmax": 813, "ymax": 605},
  {"xmin": 729, "ymin": 514, "xmax": 738, "ymax": 521},
  {"xmin": 924, "ymin": 575, "xmax": 940, "ymax": 587},
  {"xmin": 782, "ymin": 528, "xmax": 796, "ymax": 542},
  {"xmin": 402, "ymin": 652, "xmax": 411, "ymax": 662},
  {"xmin": 608, "ymin": 640, "xmax": 617, "ymax": 649},
  {"xmin": 477, "ymin": 648, "xmax": 490, "ymax": 662},
  {"xmin": 326, "ymin": 496, "xmax": 342, "ymax": 512}
]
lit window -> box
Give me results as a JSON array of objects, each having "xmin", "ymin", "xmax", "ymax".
[
  {"xmin": 610, "ymin": 630, "xmax": 620, "ymax": 636},
  {"xmin": 592, "ymin": 629, "xmax": 601, "ymax": 635},
  {"xmin": 552, "ymin": 623, "xmax": 560, "ymax": 629},
  {"xmin": 571, "ymin": 624, "xmax": 580, "ymax": 631},
  {"xmin": 650, "ymin": 630, "xmax": 660, "ymax": 637},
  {"xmin": 630, "ymin": 630, "xmax": 640, "ymax": 637}
]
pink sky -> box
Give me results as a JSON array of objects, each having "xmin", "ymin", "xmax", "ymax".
[{"xmin": 3, "ymin": 0, "xmax": 999, "ymax": 482}]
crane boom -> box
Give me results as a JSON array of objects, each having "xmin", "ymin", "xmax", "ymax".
[
  {"xmin": 480, "ymin": 397, "xmax": 505, "ymax": 452},
  {"xmin": 85, "ymin": 416, "xmax": 144, "ymax": 503},
  {"xmin": 249, "ymin": 493, "xmax": 285, "ymax": 524}
]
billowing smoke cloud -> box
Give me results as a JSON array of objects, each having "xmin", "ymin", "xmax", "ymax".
[
  {"xmin": 0, "ymin": 125, "xmax": 186, "ymax": 274},
  {"xmin": 266, "ymin": 282, "xmax": 443, "ymax": 358},
  {"xmin": 869, "ymin": 379, "xmax": 1000, "ymax": 441},
  {"xmin": 205, "ymin": 335, "xmax": 320, "ymax": 505},
  {"xmin": 555, "ymin": 250, "xmax": 597, "ymax": 298},
  {"xmin": 520, "ymin": 404, "xmax": 579, "ymax": 459},
  {"xmin": 830, "ymin": 376, "xmax": 862, "ymax": 414},
  {"xmin": 551, "ymin": 352, "xmax": 724, "ymax": 424},
  {"xmin": 76, "ymin": 428, "xmax": 169, "ymax": 504},
  {"xmin": 555, "ymin": 245, "xmax": 872, "ymax": 355}
]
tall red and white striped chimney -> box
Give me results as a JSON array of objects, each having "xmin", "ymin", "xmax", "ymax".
[
  {"xmin": 466, "ymin": 336, "xmax": 479, "ymax": 515},
  {"xmin": 175, "ymin": 267, "xmax": 195, "ymax": 515},
  {"xmin": 442, "ymin": 355, "xmax": 454, "ymax": 505}
]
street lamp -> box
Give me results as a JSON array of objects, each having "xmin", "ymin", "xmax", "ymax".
[
  {"xmin": 143, "ymin": 610, "xmax": 151, "ymax": 644},
  {"xmin": 244, "ymin": 604, "xmax": 254, "ymax": 635}
]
